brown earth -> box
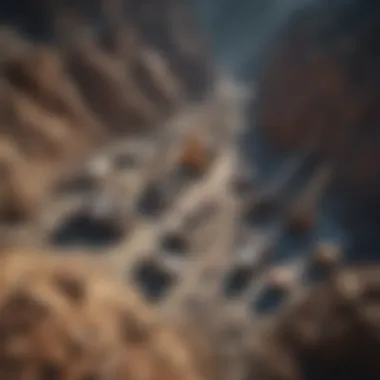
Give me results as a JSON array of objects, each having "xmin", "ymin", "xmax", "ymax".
[{"xmin": 0, "ymin": 249, "xmax": 217, "ymax": 380}]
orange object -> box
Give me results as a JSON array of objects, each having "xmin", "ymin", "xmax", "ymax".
[{"xmin": 178, "ymin": 134, "xmax": 210, "ymax": 175}]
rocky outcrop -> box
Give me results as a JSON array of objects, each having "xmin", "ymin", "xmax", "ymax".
[
  {"xmin": 0, "ymin": 0, "xmax": 215, "ymax": 222},
  {"xmin": 249, "ymin": 266, "xmax": 380, "ymax": 380}
]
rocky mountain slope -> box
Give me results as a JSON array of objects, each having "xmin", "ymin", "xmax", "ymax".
[{"xmin": 0, "ymin": 1, "xmax": 379, "ymax": 380}]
